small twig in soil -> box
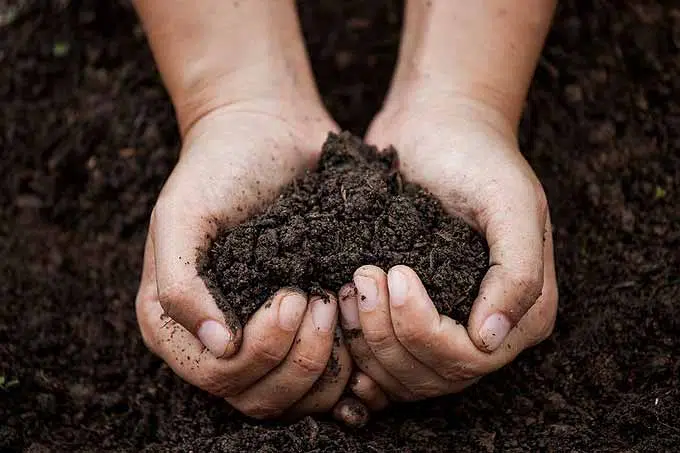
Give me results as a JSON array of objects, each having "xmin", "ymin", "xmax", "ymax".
[
  {"xmin": 395, "ymin": 172, "xmax": 403, "ymax": 193},
  {"xmin": 631, "ymin": 403, "xmax": 680, "ymax": 434},
  {"xmin": 455, "ymin": 294, "xmax": 468, "ymax": 308},
  {"xmin": 435, "ymin": 231, "xmax": 453, "ymax": 242},
  {"xmin": 612, "ymin": 280, "xmax": 637, "ymax": 290}
]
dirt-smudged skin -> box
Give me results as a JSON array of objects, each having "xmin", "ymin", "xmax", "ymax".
[{"xmin": 200, "ymin": 132, "xmax": 488, "ymax": 324}]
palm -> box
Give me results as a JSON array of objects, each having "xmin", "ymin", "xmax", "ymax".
[
  {"xmin": 366, "ymin": 102, "xmax": 555, "ymax": 346},
  {"xmin": 161, "ymin": 108, "xmax": 333, "ymax": 232},
  {"xmin": 366, "ymin": 106, "xmax": 541, "ymax": 231}
]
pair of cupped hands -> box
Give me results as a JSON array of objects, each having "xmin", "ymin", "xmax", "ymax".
[{"xmin": 135, "ymin": 79, "xmax": 558, "ymax": 425}]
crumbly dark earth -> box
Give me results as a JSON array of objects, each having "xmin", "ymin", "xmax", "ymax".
[
  {"xmin": 1, "ymin": 1, "xmax": 679, "ymax": 452},
  {"xmin": 200, "ymin": 131, "xmax": 487, "ymax": 324}
]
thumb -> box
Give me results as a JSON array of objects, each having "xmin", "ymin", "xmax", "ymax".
[
  {"xmin": 150, "ymin": 197, "xmax": 242, "ymax": 358},
  {"xmin": 467, "ymin": 189, "xmax": 547, "ymax": 352}
]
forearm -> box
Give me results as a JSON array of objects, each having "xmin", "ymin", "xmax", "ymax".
[
  {"xmin": 133, "ymin": 0, "xmax": 320, "ymax": 134},
  {"xmin": 391, "ymin": 0, "xmax": 557, "ymax": 127}
]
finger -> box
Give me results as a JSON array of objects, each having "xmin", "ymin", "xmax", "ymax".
[
  {"xmin": 227, "ymin": 295, "xmax": 339, "ymax": 419},
  {"xmin": 387, "ymin": 265, "xmax": 498, "ymax": 383},
  {"xmin": 136, "ymin": 233, "xmax": 169, "ymax": 356},
  {"xmin": 353, "ymin": 266, "xmax": 452, "ymax": 397},
  {"xmin": 338, "ymin": 283, "xmax": 412, "ymax": 400},
  {"xmin": 388, "ymin": 264, "xmax": 556, "ymax": 381},
  {"xmin": 516, "ymin": 215, "xmax": 558, "ymax": 348},
  {"xmin": 467, "ymin": 185, "xmax": 548, "ymax": 352},
  {"xmin": 348, "ymin": 371, "xmax": 389, "ymax": 411},
  {"xmin": 333, "ymin": 397, "xmax": 371, "ymax": 428},
  {"xmin": 286, "ymin": 320, "xmax": 355, "ymax": 418},
  {"xmin": 137, "ymin": 267, "xmax": 307, "ymax": 397},
  {"xmin": 150, "ymin": 195, "xmax": 241, "ymax": 358}
]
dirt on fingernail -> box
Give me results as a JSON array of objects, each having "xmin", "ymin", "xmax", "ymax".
[{"xmin": 334, "ymin": 398, "xmax": 370, "ymax": 429}]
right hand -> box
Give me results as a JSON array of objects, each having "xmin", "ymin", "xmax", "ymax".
[
  {"xmin": 135, "ymin": 99, "xmax": 366, "ymax": 422},
  {"xmin": 338, "ymin": 86, "xmax": 558, "ymax": 410}
]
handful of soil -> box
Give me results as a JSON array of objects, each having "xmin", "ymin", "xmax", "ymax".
[{"xmin": 199, "ymin": 132, "xmax": 488, "ymax": 324}]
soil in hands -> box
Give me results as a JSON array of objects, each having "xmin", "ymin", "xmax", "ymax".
[{"xmin": 199, "ymin": 131, "xmax": 488, "ymax": 324}]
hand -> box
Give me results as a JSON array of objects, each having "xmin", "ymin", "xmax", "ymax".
[
  {"xmin": 339, "ymin": 89, "xmax": 558, "ymax": 405},
  {"xmin": 135, "ymin": 100, "xmax": 365, "ymax": 422}
]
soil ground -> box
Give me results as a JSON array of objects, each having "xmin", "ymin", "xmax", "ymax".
[{"xmin": 1, "ymin": 1, "xmax": 679, "ymax": 452}]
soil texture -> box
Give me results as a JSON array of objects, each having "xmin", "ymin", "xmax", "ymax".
[
  {"xmin": 201, "ymin": 131, "xmax": 487, "ymax": 324},
  {"xmin": 1, "ymin": 1, "xmax": 679, "ymax": 452}
]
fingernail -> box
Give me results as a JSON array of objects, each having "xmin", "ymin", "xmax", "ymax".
[
  {"xmin": 278, "ymin": 293, "xmax": 307, "ymax": 331},
  {"xmin": 354, "ymin": 275, "xmax": 378, "ymax": 311},
  {"xmin": 333, "ymin": 397, "xmax": 370, "ymax": 429},
  {"xmin": 311, "ymin": 297, "xmax": 336, "ymax": 332},
  {"xmin": 387, "ymin": 268, "xmax": 409, "ymax": 307},
  {"xmin": 479, "ymin": 314, "xmax": 512, "ymax": 352},
  {"xmin": 197, "ymin": 320, "xmax": 231, "ymax": 358},
  {"xmin": 339, "ymin": 286, "xmax": 360, "ymax": 329}
]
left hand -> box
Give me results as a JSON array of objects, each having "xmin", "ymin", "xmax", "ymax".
[
  {"xmin": 339, "ymin": 90, "xmax": 558, "ymax": 406},
  {"xmin": 135, "ymin": 98, "xmax": 367, "ymax": 424}
]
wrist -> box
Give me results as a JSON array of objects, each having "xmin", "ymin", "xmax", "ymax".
[
  {"xmin": 172, "ymin": 57, "xmax": 323, "ymax": 137},
  {"xmin": 385, "ymin": 0, "xmax": 556, "ymax": 128},
  {"xmin": 135, "ymin": 0, "xmax": 323, "ymax": 136},
  {"xmin": 376, "ymin": 79, "xmax": 518, "ymax": 143}
]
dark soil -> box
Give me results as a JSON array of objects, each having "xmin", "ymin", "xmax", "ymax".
[
  {"xmin": 201, "ymin": 131, "xmax": 487, "ymax": 324},
  {"xmin": 1, "ymin": 1, "xmax": 679, "ymax": 452}
]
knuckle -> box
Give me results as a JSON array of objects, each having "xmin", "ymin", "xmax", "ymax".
[
  {"xmin": 345, "ymin": 337, "xmax": 374, "ymax": 366},
  {"xmin": 236, "ymin": 400, "xmax": 284, "ymax": 420},
  {"xmin": 394, "ymin": 320, "xmax": 429, "ymax": 347},
  {"xmin": 407, "ymin": 380, "xmax": 447, "ymax": 400},
  {"xmin": 528, "ymin": 288, "xmax": 558, "ymax": 345},
  {"xmin": 157, "ymin": 280, "xmax": 192, "ymax": 316},
  {"xmin": 508, "ymin": 270, "xmax": 543, "ymax": 307},
  {"xmin": 362, "ymin": 327, "xmax": 397, "ymax": 354},
  {"xmin": 350, "ymin": 352, "xmax": 374, "ymax": 371},
  {"xmin": 390, "ymin": 388, "xmax": 419, "ymax": 402},
  {"xmin": 250, "ymin": 335, "xmax": 289, "ymax": 367},
  {"xmin": 291, "ymin": 351, "xmax": 328, "ymax": 376},
  {"xmin": 537, "ymin": 316, "xmax": 556, "ymax": 342},
  {"xmin": 439, "ymin": 361, "xmax": 480, "ymax": 382},
  {"xmin": 314, "ymin": 395, "xmax": 340, "ymax": 414},
  {"xmin": 195, "ymin": 370, "xmax": 241, "ymax": 397}
]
